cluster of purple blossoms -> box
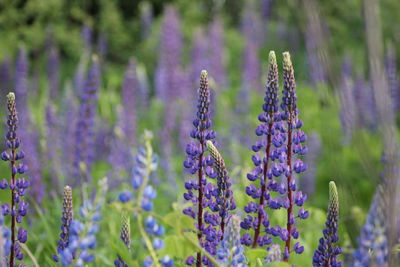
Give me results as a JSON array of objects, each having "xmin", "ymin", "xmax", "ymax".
[
  {"xmin": 60, "ymin": 178, "xmax": 107, "ymax": 266},
  {"xmin": 118, "ymin": 131, "xmax": 173, "ymax": 267},
  {"xmin": 206, "ymin": 141, "xmax": 236, "ymax": 235},
  {"xmin": 241, "ymin": 52, "xmax": 308, "ymax": 261},
  {"xmin": 73, "ymin": 56, "xmax": 100, "ymax": 186},
  {"xmin": 53, "ymin": 186, "xmax": 73, "ymax": 263},
  {"xmin": 351, "ymin": 187, "xmax": 388, "ymax": 267},
  {"xmin": 0, "ymin": 203, "xmax": 12, "ymax": 265},
  {"xmin": 1, "ymin": 93, "xmax": 29, "ymax": 266},
  {"xmin": 313, "ymin": 181, "xmax": 342, "ymax": 267},
  {"xmin": 183, "ymin": 70, "xmax": 222, "ymax": 266},
  {"xmin": 216, "ymin": 215, "xmax": 246, "ymax": 267}
]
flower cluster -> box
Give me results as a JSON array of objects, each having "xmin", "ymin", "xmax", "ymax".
[
  {"xmin": 351, "ymin": 186, "xmax": 388, "ymax": 267},
  {"xmin": 265, "ymin": 244, "xmax": 282, "ymax": 264},
  {"xmin": 206, "ymin": 141, "xmax": 236, "ymax": 235},
  {"xmin": 73, "ymin": 56, "xmax": 100, "ymax": 185},
  {"xmin": 216, "ymin": 215, "xmax": 246, "ymax": 267},
  {"xmin": 114, "ymin": 214, "xmax": 130, "ymax": 267},
  {"xmin": 60, "ymin": 178, "xmax": 107, "ymax": 266},
  {"xmin": 118, "ymin": 131, "xmax": 173, "ymax": 267},
  {"xmin": 240, "ymin": 51, "xmax": 279, "ymax": 248},
  {"xmin": 241, "ymin": 52, "xmax": 308, "ymax": 261},
  {"xmin": 0, "ymin": 203, "xmax": 11, "ymax": 265},
  {"xmin": 183, "ymin": 70, "xmax": 222, "ymax": 266},
  {"xmin": 53, "ymin": 186, "xmax": 73, "ymax": 262},
  {"xmin": 313, "ymin": 181, "xmax": 341, "ymax": 267},
  {"xmin": 1, "ymin": 92, "xmax": 29, "ymax": 266}
]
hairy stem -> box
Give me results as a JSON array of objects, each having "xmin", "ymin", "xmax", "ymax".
[{"xmin": 284, "ymin": 112, "xmax": 293, "ymax": 262}]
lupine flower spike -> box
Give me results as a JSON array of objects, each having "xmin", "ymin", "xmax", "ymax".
[
  {"xmin": 241, "ymin": 51, "xmax": 278, "ymax": 248},
  {"xmin": 53, "ymin": 186, "xmax": 73, "ymax": 262},
  {"xmin": 183, "ymin": 70, "xmax": 219, "ymax": 266},
  {"xmin": 120, "ymin": 213, "xmax": 131, "ymax": 250},
  {"xmin": 60, "ymin": 178, "xmax": 108, "ymax": 266},
  {"xmin": 1, "ymin": 92, "xmax": 29, "ymax": 266},
  {"xmin": 206, "ymin": 141, "xmax": 236, "ymax": 236},
  {"xmin": 313, "ymin": 181, "xmax": 342, "ymax": 267},
  {"xmin": 280, "ymin": 52, "xmax": 308, "ymax": 261},
  {"xmin": 351, "ymin": 186, "xmax": 388, "ymax": 267},
  {"xmin": 217, "ymin": 215, "xmax": 246, "ymax": 266},
  {"xmin": 114, "ymin": 213, "xmax": 131, "ymax": 267},
  {"xmin": 118, "ymin": 131, "xmax": 173, "ymax": 267}
]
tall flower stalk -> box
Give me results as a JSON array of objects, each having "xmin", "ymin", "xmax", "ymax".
[
  {"xmin": 313, "ymin": 181, "xmax": 342, "ymax": 267},
  {"xmin": 118, "ymin": 131, "xmax": 173, "ymax": 267},
  {"xmin": 73, "ymin": 56, "xmax": 100, "ymax": 186},
  {"xmin": 280, "ymin": 52, "xmax": 308, "ymax": 260},
  {"xmin": 183, "ymin": 70, "xmax": 218, "ymax": 266},
  {"xmin": 351, "ymin": 186, "xmax": 388, "ymax": 267},
  {"xmin": 240, "ymin": 51, "xmax": 279, "ymax": 248},
  {"xmin": 53, "ymin": 186, "xmax": 73, "ymax": 262},
  {"xmin": 206, "ymin": 141, "xmax": 236, "ymax": 236},
  {"xmin": 1, "ymin": 93, "xmax": 29, "ymax": 266}
]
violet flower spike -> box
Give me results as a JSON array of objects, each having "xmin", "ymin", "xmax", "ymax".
[
  {"xmin": 281, "ymin": 52, "xmax": 308, "ymax": 261},
  {"xmin": 312, "ymin": 181, "xmax": 341, "ymax": 267},
  {"xmin": 351, "ymin": 186, "xmax": 388, "ymax": 267},
  {"xmin": 73, "ymin": 56, "xmax": 100, "ymax": 186},
  {"xmin": 241, "ymin": 51, "xmax": 278, "ymax": 249},
  {"xmin": 53, "ymin": 186, "xmax": 73, "ymax": 262},
  {"xmin": 2, "ymin": 92, "xmax": 29, "ymax": 266},
  {"xmin": 183, "ymin": 70, "xmax": 218, "ymax": 267},
  {"xmin": 206, "ymin": 141, "xmax": 236, "ymax": 236}
]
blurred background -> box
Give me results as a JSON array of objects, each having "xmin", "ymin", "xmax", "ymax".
[{"xmin": 0, "ymin": 0, "xmax": 399, "ymax": 265}]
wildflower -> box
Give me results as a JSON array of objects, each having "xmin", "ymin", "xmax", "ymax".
[
  {"xmin": 313, "ymin": 181, "xmax": 342, "ymax": 267},
  {"xmin": 217, "ymin": 215, "xmax": 246, "ymax": 266},
  {"xmin": 1, "ymin": 93, "xmax": 29, "ymax": 266},
  {"xmin": 351, "ymin": 187, "xmax": 388, "ymax": 267},
  {"xmin": 53, "ymin": 186, "xmax": 73, "ymax": 262}
]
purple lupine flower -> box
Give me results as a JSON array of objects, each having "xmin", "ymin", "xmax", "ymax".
[
  {"xmin": 208, "ymin": 17, "xmax": 227, "ymax": 88},
  {"xmin": 140, "ymin": 2, "xmax": 153, "ymax": 40},
  {"xmin": 47, "ymin": 45, "xmax": 60, "ymax": 100},
  {"xmin": 183, "ymin": 71, "xmax": 219, "ymax": 266},
  {"xmin": 351, "ymin": 187, "xmax": 388, "ymax": 267},
  {"xmin": 60, "ymin": 88, "xmax": 78, "ymax": 184},
  {"xmin": 280, "ymin": 52, "xmax": 308, "ymax": 261},
  {"xmin": 338, "ymin": 55, "xmax": 357, "ymax": 144},
  {"xmin": 241, "ymin": 51, "xmax": 278, "ymax": 248},
  {"xmin": 15, "ymin": 48, "xmax": 29, "ymax": 117},
  {"xmin": 305, "ymin": 28, "xmax": 327, "ymax": 86},
  {"xmin": 53, "ymin": 186, "xmax": 73, "ymax": 262},
  {"xmin": 121, "ymin": 58, "xmax": 138, "ymax": 147},
  {"xmin": 1, "ymin": 93, "xmax": 29, "ymax": 266},
  {"xmin": 155, "ymin": 5, "xmax": 182, "ymax": 101},
  {"xmin": 385, "ymin": 44, "xmax": 399, "ymax": 113},
  {"xmin": 300, "ymin": 132, "xmax": 321, "ymax": 197},
  {"xmin": 313, "ymin": 181, "xmax": 342, "ymax": 267},
  {"xmin": 120, "ymin": 213, "xmax": 130, "ymax": 249},
  {"xmin": 352, "ymin": 77, "xmax": 376, "ymax": 131},
  {"xmin": 206, "ymin": 141, "xmax": 236, "ymax": 235},
  {"xmin": 118, "ymin": 131, "xmax": 173, "ymax": 267},
  {"xmin": 81, "ymin": 24, "xmax": 93, "ymax": 52},
  {"xmin": 241, "ymin": 1, "xmax": 263, "ymax": 50},
  {"xmin": 61, "ymin": 178, "xmax": 107, "ymax": 265},
  {"xmin": 0, "ymin": 57, "xmax": 12, "ymax": 101},
  {"xmin": 114, "ymin": 255, "xmax": 129, "ymax": 267},
  {"xmin": 73, "ymin": 57, "xmax": 100, "ymax": 186},
  {"xmin": 0, "ymin": 201, "xmax": 12, "ymax": 265},
  {"xmin": 216, "ymin": 215, "xmax": 246, "ymax": 266},
  {"xmin": 261, "ymin": 0, "xmax": 272, "ymax": 22},
  {"xmin": 265, "ymin": 244, "xmax": 282, "ymax": 264}
]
